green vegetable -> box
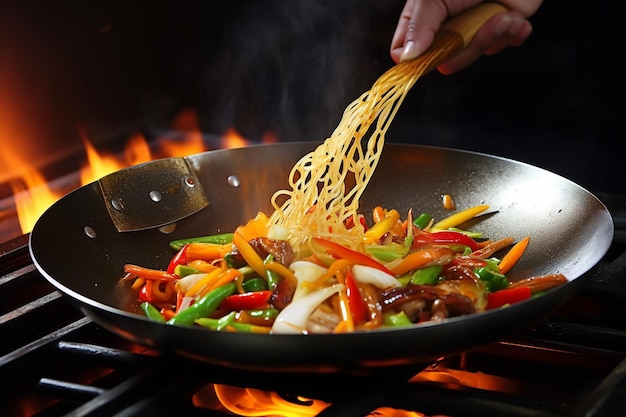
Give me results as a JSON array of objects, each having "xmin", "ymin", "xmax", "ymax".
[
  {"xmin": 174, "ymin": 264, "xmax": 202, "ymax": 277},
  {"xmin": 413, "ymin": 213, "xmax": 433, "ymax": 230},
  {"xmin": 475, "ymin": 266, "xmax": 509, "ymax": 292},
  {"xmin": 242, "ymin": 277, "xmax": 268, "ymax": 292},
  {"xmin": 366, "ymin": 225, "xmax": 414, "ymax": 262},
  {"xmin": 246, "ymin": 308, "xmax": 279, "ymax": 320},
  {"xmin": 169, "ymin": 233, "xmax": 234, "ymax": 250},
  {"xmin": 140, "ymin": 302, "xmax": 166, "ymax": 323},
  {"xmin": 167, "ymin": 282, "xmax": 237, "ymax": 326},
  {"xmin": 410, "ymin": 265, "xmax": 443, "ymax": 285},
  {"xmin": 383, "ymin": 311, "xmax": 413, "ymax": 327},
  {"xmin": 264, "ymin": 254, "xmax": 280, "ymax": 290}
]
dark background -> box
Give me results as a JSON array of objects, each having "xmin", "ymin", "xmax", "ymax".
[{"xmin": 1, "ymin": 1, "xmax": 623, "ymax": 194}]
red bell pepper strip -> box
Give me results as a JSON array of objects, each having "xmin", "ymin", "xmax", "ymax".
[
  {"xmin": 345, "ymin": 270, "xmax": 367, "ymax": 326},
  {"xmin": 487, "ymin": 286, "xmax": 532, "ymax": 309},
  {"xmin": 167, "ymin": 244, "xmax": 190, "ymax": 275},
  {"xmin": 312, "ymin": 237, "xmax": 393, "ymax": 275},
  {"xmin": 219, "ymin": 290, "xmax": 273, "ymax": 311},
  {"xmin": 412, "ymin": 230, "xmax": 479, "ymax": 252}
]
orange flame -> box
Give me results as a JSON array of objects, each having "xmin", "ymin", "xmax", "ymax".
[
  {"xmin": 206, "ymin": 384, "xmax": 329, "ymax": 416},
  {"xmin": 5, "ymin": 106, "xmax": 272, "ymax": 238}
]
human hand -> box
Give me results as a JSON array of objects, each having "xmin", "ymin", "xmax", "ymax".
[{"xmin": 390, "ymin": 0, "xmax": 543, "ymax": 74}]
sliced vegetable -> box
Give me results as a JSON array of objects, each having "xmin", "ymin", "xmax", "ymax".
[
  {"xmin": 167, "ymin": 244, "xmax": 190, "ymax": 275},
  {"xmin": 345, "ymin": 270, "xmax": 367, "ymax": 326},
  {"xmin": 412, "ymin": 230, "xmax": 479, "ymax": 252},
  {"xmin": 413, "ymin": 213, "xmax": 433, "ymax": 230},
  {"xmin": 487, "ymin": 286, "xmax": 532, "ymax": 309},
  {"xmin": 169, "ymin": 233, "xmax": 234, "ymax": 250},
  {"xmin": 167, "ymin": 282, "xmax": 237, "ymax": 326},
  {"xmin": 219, "ymin": 290, "xmax": 273, "ymax": 311},
  {"xmin": 313, "ymin": 237, "xmax": 393, "ymax": 275},
  {"xmin": 430, "ymin": 204, "xmax": 489, "ymax": 232},
  {"xmin": 271, "ymin": 283, "xmax": 344, "ymax": 334},
  {"xmin": 388, "ymin": 247, "xmax": 454, "ymax": 276},
  {"xmin": 475, "ymin": 266, "xmax": 509, "ymax": 292},
  {"xmin": 498, "ymin": 236, "xmax": 530, "ymax": 274},
  {"xmin": 383, "ymin": 310, "xmax": 412, "ymax": 327},
  {"xmin": 410, "ymin": 265, "xmax": 443, "ymax": 285},
  {"xmin": 140, "ymin": 302, "xmax": 166, "ymax": 323},
  {"xmin": 233, "ymin": 231, "xmax": 267, "ymax": 277},
  {"xmin": 351, "ymin": 264, "xmax": 401, "ymax": 289}
]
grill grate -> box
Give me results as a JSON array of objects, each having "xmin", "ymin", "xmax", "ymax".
[{"xmin": 1, "ymin": 195, "xmax": 626, "ymax": 417}]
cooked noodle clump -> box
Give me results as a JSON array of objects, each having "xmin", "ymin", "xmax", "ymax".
[{"xmin": 267, "ymin": 57, "xmax": 440, "ymax": 255}]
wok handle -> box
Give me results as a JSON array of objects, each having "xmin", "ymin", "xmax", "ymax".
[
  {"xmin": 441, "ymin": 2, "xmax": 507, "ymax": 47},
  {"xmin": 415, "ymin": 2, "xmax": 507, "ymax": 73}
]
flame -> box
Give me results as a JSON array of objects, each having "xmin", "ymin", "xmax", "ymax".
[
  {"xmin": 10, "ymin": 168, "xmax": 63, "ymax": 235},
  {"xmin": 5, "ymin": 104, "xmax": 274, "ymax": 238},
  {"xmin": 204, "ymin": 384, "xmax": 330, "ymax": 416},
  {"xmin": 221, "ymin": 127, "xmax": 248, "ymax": 148},
  {"xmin": 79, "ymin": 131, "xmax": 127, "ymax": 185}
]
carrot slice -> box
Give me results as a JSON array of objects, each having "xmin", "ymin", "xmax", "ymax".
[{"xmin": 498, "ymin": 236, "xmax": 530, "ymax": 274}]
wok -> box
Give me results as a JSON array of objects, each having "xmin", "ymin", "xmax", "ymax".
[{"xmin": 30, "ymin": 142, "xmax": 613, "ymax": 373}]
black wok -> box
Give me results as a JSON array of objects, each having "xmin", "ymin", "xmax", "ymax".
[{"xmin": 29, "ymin": 142, "xmax": 613, "ymax": 373}]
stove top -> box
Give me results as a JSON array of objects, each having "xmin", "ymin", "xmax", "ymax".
[{"xmin": 1, "ymin": 193, "xmax": 625, "ymax": 417}]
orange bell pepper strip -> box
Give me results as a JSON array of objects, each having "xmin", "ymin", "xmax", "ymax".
[
  {"xmin": 388, "ymin": 247, "xmax": 454, "ymax": 276},
  {"xmin": 233, "ymin": 231, "xmax": 267, "ymax": 278},
  {"xmin": 498, "ymin": 236, "xmax": 530, "ymax": 274},
  {"xmin": 185, "ymin": 242, "xmax": 232, "ymax": 262},
  {"xmin": 312, "ymin": 237, "xmax": 393, "ymax": 276}
]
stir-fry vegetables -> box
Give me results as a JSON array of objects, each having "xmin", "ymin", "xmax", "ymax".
[{"xmin": 122, "ymin": 204, "xmax": 568, "ymax": 334}]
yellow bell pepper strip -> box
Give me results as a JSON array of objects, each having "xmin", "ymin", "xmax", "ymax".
[
  {"xmin": 363, "ymin": 209, "xmax": 401, "ymax": 244},
  {"xmin": 388, "ymin": 247, "xmax": 454, "ymax": 276},
  {"xmin": 232, "ymin": 231, "xmax": 268, "ymax": 278},
  {"xmin": 140, "ymin": 302, "xmax": 166, "ymax": 323},
  {"xmin": 498, "ymin": 236, "xmax": 530, "ymax": 274},
  {"xmin": 169, "ymin": 233, "xmax": 234, "ymax": 251},
  {"xmin": 185, "ymin": 269, "xmax": 222, "ymax": 298},
  {"xmin": 167, "ymin": 281, "xmax": 237, "ymax": 326},
  {"xmin": 202, "ymin": 268, "xmax": 242, "ymax": 297},
  {"xmin": 430, "ymin": 204, "xmax": 490, "ymax": 232},
  {"xmin": 486, "ymin": 286, "xmax": 532, "ymax": 309},
  {"xmin": 312, "ymin": 237, "xmax": 393, "ymax": 276}
]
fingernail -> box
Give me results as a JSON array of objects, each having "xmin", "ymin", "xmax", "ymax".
[
  {"xmin": 493, "ymin": 14, "xmax": 512, "ymax": 36},
  {"xmin": 400, "ymin": 40, "xmax": 417, "ymax": 62},
  {"xmin": 494, "ymin": 14, "xmax": 525, "ymax": 37}
]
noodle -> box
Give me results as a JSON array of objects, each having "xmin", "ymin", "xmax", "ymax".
[{"xmin": 267, "ymin": 43, "xmax": 453, "ymax": 255}]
